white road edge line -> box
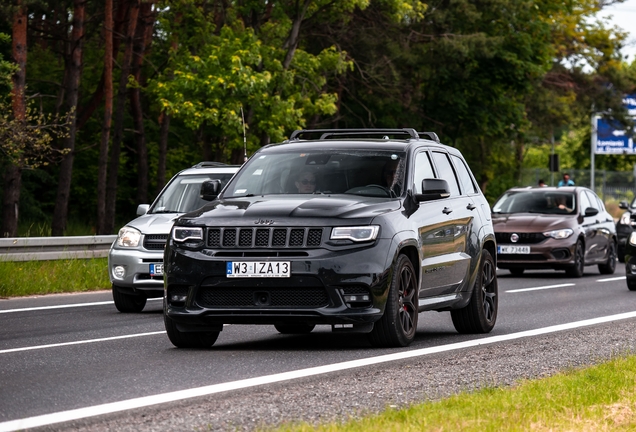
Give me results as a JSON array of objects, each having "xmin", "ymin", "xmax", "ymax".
[
  {"xmin": 597, "ymin": 276, "xmax": 626, "ymax": 282},
  {"xmin": 505, "ymin": 283, "xmax": 575, "ymax": 293},
  {"xmin": 0, "ymin": 331, "xmax": 166, "ymax": 355},
  {"xmin": 0, "ymin": 297, "xmax": 162, "ymax": 314},
  {"xmin": 2, "ymin": 311, "xmax": 636, "ymax": 432}
]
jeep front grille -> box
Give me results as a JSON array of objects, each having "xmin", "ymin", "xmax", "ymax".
[
  {"xmin": 196, "ymin": 287, "xmax": 329, "ymax": 308},
  {"xmin": 207, "ymin": 227, "xmax": 323, "ymax": 248}
]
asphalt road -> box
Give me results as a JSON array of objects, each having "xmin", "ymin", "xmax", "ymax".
[{"xmin": 1, "ymin": 264, "xmax": 635, "ymax": 430}]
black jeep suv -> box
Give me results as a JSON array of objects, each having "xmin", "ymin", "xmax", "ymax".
[{"xmin": 163, "ymin": 128, "xmax": 498, "ymax": 348}]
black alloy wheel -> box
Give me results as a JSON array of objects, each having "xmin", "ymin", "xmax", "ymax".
[
  {"xmin": 164, "ymin": 313, "xmax": 220, "ymax": 348},
  {"xmin": 369, "ymin": 254, "xmax": 418, "ymax": 347},
  {"xmin": 112, "ymin": 284, "xmax": 146, "ymax": 313},
  {"xmin": 565, "ymin": 240, "xmax": 585, "ymax": 278},
  {"xmin": 451, "ymin": 249, "xmax": 498, "ymax": 334},
  {"xmin": 628, "ymin": 280, "xmax": 636, "ymax": 291},
  {"xmin": 598, "ymin": 241, "xmax": 617, "ymax": 275}
]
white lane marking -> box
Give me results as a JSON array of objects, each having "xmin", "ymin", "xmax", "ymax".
[
  {"xmin": 2, "ymin": 311, "xmax": 636, "ymax": 432},
  {"xmin": 0, "ymin": 297, "xmax": 162, "ymax": 314},
  {"xmin": 0, "ymin": 331, "xmax": 166, "ymax": 354},
  {"xmin": 597, "ymin": 276, "xmax": 626, "ymax": 282},
  {"xmin": 506, "ymin": 283, "xmax": 575, "ymax": 293}
]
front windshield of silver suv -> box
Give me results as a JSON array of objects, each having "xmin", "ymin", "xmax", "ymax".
[
  {"xmin": 223, "ymin": 149, "xmax": 406, "ymax": 198},
  {"xmin": 151, "ymin": 174, "xmax": 234, "ymax": 213}
]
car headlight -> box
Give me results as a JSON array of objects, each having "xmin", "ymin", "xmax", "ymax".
[
  {"xmin": 620, "ymin": 212, "xmax": 632, "ymax": 225},
  {"xmin": 117, "ymin": 227, "xmax": 141, "ymax": 247},
  {"xmin": 331, "ymin": 226, "xmax": 379, "ymax": 242},
  {"xmin": 172, "ymin": 226, "xmax": 204, "ymax": 242},
  {"xmin": 629, "ymin": 231, "xmax": 636, "ymax": 246},
  {"xmin": 543, "ymin": 228, "xmax": 574, "ymax": 239}
]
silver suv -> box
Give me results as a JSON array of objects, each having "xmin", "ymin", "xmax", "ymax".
[{"xmin": 108, "ymin": 162, "xmax": 240, "ymax": 312}]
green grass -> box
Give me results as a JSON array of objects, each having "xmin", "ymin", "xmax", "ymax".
[
  {"xmin": 0, "ymin": 258, "xmax": 110, "ymax": 297},
  {"xmin": 276, "ymin": 355, "xmax": 636, "ymax": 431},
  {"xmin": 17, "ymin": 219, "xmax": 98, "ymax": 237}
]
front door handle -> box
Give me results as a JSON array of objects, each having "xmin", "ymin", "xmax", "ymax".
[
  {"xmin": 443, "ymin": 207, "xmax": 453, "ymax": 215},
  {"xmin": 467, "ymin": 203, "xmax": 476, "ymax": 210}
]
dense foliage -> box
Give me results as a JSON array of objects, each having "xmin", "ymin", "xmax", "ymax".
[{"xmin": 0, "ymin": 0, "xmax": 634, "ymax": 235}]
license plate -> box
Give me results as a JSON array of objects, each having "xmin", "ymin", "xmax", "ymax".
[
  {"xmin": 149, "ymin": 263, "xmax": 163, "ymax": 276},
  {"xmin": 226, "ymin": 261, "xmax": 291, "ymax": 278},
  {"xmin": 497, "ymin": 245, "xmax": 531, "ymax": 254}
]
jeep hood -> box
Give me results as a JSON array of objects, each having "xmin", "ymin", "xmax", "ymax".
[{"xmin": 178, "ymin": 196, "xmax": 401, "ymax": 225}]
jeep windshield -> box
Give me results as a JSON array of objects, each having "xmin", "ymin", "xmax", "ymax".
[
  {"xmin": 223, "ymin": 150, "xmax": 406, "ymax": 198},
  {"xmin": 493, "ymin": 191, "xmax": 577, "ymax": 215},
  {"xmin": 150, "ymin": 174, "xmax": 234, "ymax": 213}
]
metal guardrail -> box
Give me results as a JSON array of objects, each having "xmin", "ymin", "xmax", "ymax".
[{"xmin": 0, "ymin": 235, "xmax": 117, "ymax": 262}]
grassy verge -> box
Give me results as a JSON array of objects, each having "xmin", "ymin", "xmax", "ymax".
[
  {"xmin": 278, "ymin": 354, "xmax": 636, "ymax": 431},
  {"xmin": 0, "ymin": 258, "xmax": 110, "ymax": 297}
]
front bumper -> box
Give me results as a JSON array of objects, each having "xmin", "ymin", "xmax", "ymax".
[
  {"xmin": 496, "ymin": 238, "xmax": 576, "ymax": 270},
  {"xmin": 108, "ymin": 247, "xmax": 164, "ymax": 296},
  {"xmin": 164, "ymin": 240, "xmax": 393, "ymax": 327}
]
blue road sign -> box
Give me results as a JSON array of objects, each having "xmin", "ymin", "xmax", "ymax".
[{"xmin": 593, "ymin": 94, "xmax": 636, "ymax": 154}]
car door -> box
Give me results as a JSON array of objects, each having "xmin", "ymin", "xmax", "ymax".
[
  {"xmin": 578, "ymin": 190, "xmax": 602, "ymax": 262},
  {"xmin": 585, "ymin": 190, "xmax": 613, "ymax": 261},
  {"xmin": 414, "ymin": 150, "xmax": 475, "ymax": 298}
]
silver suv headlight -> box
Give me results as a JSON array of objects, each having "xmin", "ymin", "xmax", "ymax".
[
  {"xmin": 543, "ymin": 228, "xmax": 573, "ymax": 239},
  {"xmin": 331, "ymin": 226, "xmax": 379, "ymax": 242},
  {"xmin": 117, "ymin": 226, "xmax": 142, "ymax": 247}
]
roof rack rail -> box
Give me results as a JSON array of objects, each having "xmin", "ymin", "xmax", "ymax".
[
  {"xmin": 289, "ymin": 128, "xmax": 420, "ymax": 141},
  {"xmin": 192, "ymin": 161, "xmax": 230, "ymax": 168},
  {"xmin": 418, "ymin": 132, "xmax": 440, "ymax": 143}
]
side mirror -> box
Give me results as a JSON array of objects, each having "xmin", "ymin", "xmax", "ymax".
[
  {"xmin": 619, "ymin": 201, "xmax": 629, "ymax": 210},
  {"xmin": 200, "ymin": 179, "xmax": 222, "ymax": 201},
  {"xmin": 136, "ymin": 204, "xmax": 149, "ymax": 216},
  {"xmin": 584, "ymin": 207, "xmax": 599, "ymax": 217},
  {"xmin": 414, "ymin": 178, "xmax": 451, "ymax": 202}
]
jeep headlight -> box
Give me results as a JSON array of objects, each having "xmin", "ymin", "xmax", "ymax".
[
  {"xmin": 620, "ymin": 212, "xmax": 632, "ymax": 225},
  {"xmin": 629, "ymin": 231, "xmax": 636, "ymax": 247},
  {"xmin": 331, "ymin": 226, "xmax": 379, "ymax": 242},
  {"xmin": 117, "ymin": 227, "xmax": 141, "ymax": 247},
  {"xmin": 543, "ymin": 228, "xmax": 573, "ymax": 239},
  {"xmin": 172, "ymin": 226, "xmax": 204, "ymax": 243}
]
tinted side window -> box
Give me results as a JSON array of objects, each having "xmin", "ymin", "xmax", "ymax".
[
  {"xmin": 432, "ymin": 151, "xmax": 461, "ymax": 197},
  {"xmin": 579, "ymin": 191, "xmax": 592, "ymax": 214},
  {"xmin": 585, "ymin": 191, "xmax": 600, "ymax": 211},
  {"xmin": 413, "ymin": 151, "xmax": 435, "ymax": 194},
  {"xmin": 451, "ymin": 154, "xmax": 478, "ymax": 195}
]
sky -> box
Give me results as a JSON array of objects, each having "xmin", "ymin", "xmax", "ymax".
[{"xmin": 597, "ymin": 0, "xmax": 636, "ymax": 63}]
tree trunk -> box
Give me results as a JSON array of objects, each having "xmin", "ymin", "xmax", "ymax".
[
  {"xmin": 104, "ymin": 0, "xmax": 140, "ymax": 234},
  {"xmin": 97, "ymin": 0, "xmax": 114, "ymax": 235},
  {"xmin": 52, "ymin": 0, "xmax": 86, "ymax": 236},
  {"xmin": 76, "ymin": 1, "xmax": 128, "ymax": 131},
  {"xmin": 282, "ymin": 0, "xmax": 311, "ymax": 70},
  {"xmin": 129, "ymin": 1, "xmax": 154, "ymax": 205},
  {"xmin": 156, "ymin": 111, "xmax": 170, "ymax": 195},
  {"xmin": 2, "ymin": 1, "xmax": 27, "ymax": 238}
]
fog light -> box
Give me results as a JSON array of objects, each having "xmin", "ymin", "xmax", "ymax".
[
  {"xmin": 170, "ymin": 294, "xmax": 187, "ymax": 303},
  {"xmin": 631, "ymin": 264, "xmax": 636, "ymax": 273},
  {"xmin": 344, "ymin": 295, "xmax": 370, "ymax": 302},
  {"xmin": 113, "ymin": 266, "xmax": 125, "ymax": 279}
]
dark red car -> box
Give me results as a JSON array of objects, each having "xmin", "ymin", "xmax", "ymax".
[{"xmin": 492, "ymin": 186, "xmax": 617, "ymax": 277}]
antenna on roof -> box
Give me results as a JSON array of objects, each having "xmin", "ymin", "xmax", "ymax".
[{"xmin": 241, "ymin": 107, "xmax": 247, "ymax": 163}]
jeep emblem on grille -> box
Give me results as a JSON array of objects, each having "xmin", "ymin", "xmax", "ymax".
[
  {"xmin": 254, "ymin": 219, "xmax": 274, "ymax": 225},
  {"xmin": 510, "ymin": 233, "xmax": 519, "ymax": 243}
]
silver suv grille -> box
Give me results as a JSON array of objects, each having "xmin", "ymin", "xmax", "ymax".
[{"xmin": 207, "ymin": 227, "xmax": 323, "ymax": 248}]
